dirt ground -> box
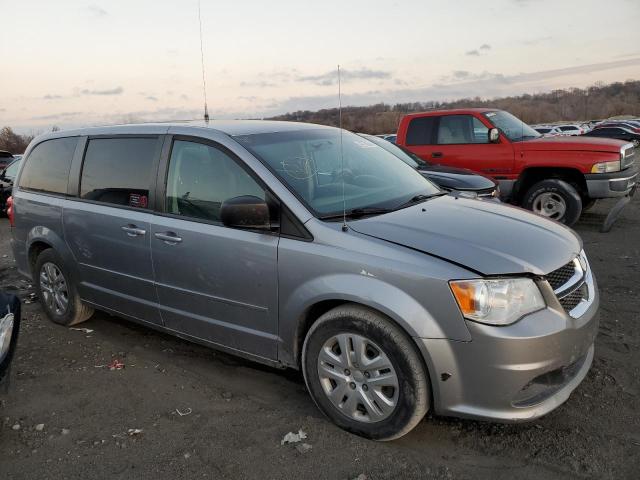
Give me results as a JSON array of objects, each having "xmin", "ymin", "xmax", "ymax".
[{"xmin": 0, "ymin": 197, "xmax": 638, "ymax": 480}]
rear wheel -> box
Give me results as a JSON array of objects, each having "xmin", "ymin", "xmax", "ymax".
[
  {"xmin": 522, "ymin": 179, "xmax": 582, "ymax": 226},
  {"xmin": 302, "ymin": 304, "xmax": 430, "ymax": 440},
  {"xmin": 34, "ymin": 249, "xmax": 94, "ymax": 326}
]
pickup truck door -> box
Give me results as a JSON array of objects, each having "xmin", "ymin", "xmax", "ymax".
[
  {"xmin": 406, "ymin": 114, "xmax": 515, "ymax": 179},
  {"xmin": 430, "ymin": 114, "xmax": 515, "ymax": 177}
]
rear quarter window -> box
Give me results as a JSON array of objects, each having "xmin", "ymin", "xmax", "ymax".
[
  {"xmin": 18, "ymin": 137, "xmax": 78, "ymax": 195},
  {"xmin": 406, "ymin": 117, "xmax": 436, "ymax": 145}
]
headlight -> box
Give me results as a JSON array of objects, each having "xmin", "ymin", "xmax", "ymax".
[
  {"xmin": 0, "ymin": 312, "xmax": 14, "ymax": 363},
  {"xmin": 449, "ymin": 278, "xmax": 545, "ymax": 326},
  {"xmin": 591, "ymin": 160, "xmax": 620, "ymax": 173}
]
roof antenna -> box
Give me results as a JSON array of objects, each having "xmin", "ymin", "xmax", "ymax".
[
  {"xmin": 338, "ymin": 65, "xmax": 347, "ymax": 232},
  {"xmin": 198, "ymin": 0, "xmax": 210, "ymax": 123}
]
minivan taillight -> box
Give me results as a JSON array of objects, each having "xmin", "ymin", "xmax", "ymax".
[{"xmin": 6, "ymin": 196, "xmax": 14, "ymax": 227}]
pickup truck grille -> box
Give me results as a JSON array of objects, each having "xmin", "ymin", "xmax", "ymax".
[
  {"xmin": 622, "ymin": 145, "xmax": 635, "ymax": 169},
  {"xmin": 546, "ymin": 254, "xmax": 591, "ymax": 317}
]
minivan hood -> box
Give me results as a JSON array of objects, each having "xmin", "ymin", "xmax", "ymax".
[
  {"xmin": 349, "ymin": 195, "xmax": 581, "ymax": 276},
  {"xmin": 517, "ymin": 135, "xmax": 626, "ymax": 152}
]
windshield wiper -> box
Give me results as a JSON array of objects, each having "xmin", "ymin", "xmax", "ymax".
[
  {"xmin": 394, "ymin": 192, "xmax": 447, "ymax": 210},
  {"xmin": 319, "ymin": 207, "xmax": 393, "ymax": 220}
]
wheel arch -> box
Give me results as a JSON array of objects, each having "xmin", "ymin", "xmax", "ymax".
[
  {"xmin": 280, "ymin": 274, "xmax": 458, "ymax": 369},
  {"xmin": 26, "ymin": 226, "xmax": 78, "ymax": 279},
  {"xmin": 514, "ymin": 167, "xmax": 588, "ymax": 203}
]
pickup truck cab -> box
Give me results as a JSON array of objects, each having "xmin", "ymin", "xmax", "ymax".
[{"xmin": 397, "ymin": 109, "xmax": 637, "ymax": 226}]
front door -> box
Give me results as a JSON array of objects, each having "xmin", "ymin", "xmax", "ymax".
[
  {"xmin": 150, "ymin": 137, "xmax": 279, "ymax": 360},
  {"xmin": 64, "ymin": 136, "xmax": 163, "ymax": 325},
  {"xmin": 431, "ymin": 114, "xmax": 515, "ymax": 176}
]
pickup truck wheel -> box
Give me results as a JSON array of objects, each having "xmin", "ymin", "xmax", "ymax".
[
  {"xmin": 523, "ymin": 179, "xmax": 582, "ymax": 226},
  {"xmin": 302, "ymin": 304, "xmax": 430, "ymax": 441}
]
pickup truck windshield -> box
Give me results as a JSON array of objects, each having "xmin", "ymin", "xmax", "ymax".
[
  {"xmin": 235, "ymin": 129, "xmax": 439, "ymax": 218},
  {"xmin": 484, "ymin": 111, "xmax": 541, "ymax": 142}
]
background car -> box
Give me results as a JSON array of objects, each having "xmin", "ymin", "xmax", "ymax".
[
  {"xmin": 584, "ymin": 126, "xmax": 640, "ymax": 147},
  {"xmin": 360, "ymin": 134, "xmax": 500, "ymax": 199},
  {"xmin": 594, "ymin": 122, "xmax": 640, "ymax": 133},
  {"xmin": 533, "ymin": 126, "xmax": 562, "ymax": 136},
  {"xmin": 0, "ymin": 158, "xmax": 21, "ymax": 214},
  {"xmin": 0, "ymin": 291, "xmax": 21, "ymax": 393},
  {"xmin": 555, "ymin": 124, "xmax": 586, "ymax": 136},
  {"xmin": 0, "ymin": 151, "xmax": 15, "ymax": 170}
]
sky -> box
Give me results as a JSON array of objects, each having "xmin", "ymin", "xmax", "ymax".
[{"xmin": 1, "ymin": 0, "xmax": 639, "ymax": 133}]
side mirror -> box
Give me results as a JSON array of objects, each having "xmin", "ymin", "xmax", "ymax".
[
  {"xmin": 220, "ymin": 195, "xmax": 271, "ymax": 231},
  {"xmin": 489, "ymin": 128, "xmax": 500, "ymax": 143}
]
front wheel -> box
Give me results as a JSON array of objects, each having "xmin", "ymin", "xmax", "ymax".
[
  {"xmin": 302, "ymin": 304, "xmax": 430, "ymax": 441},
  {"xmin": 522, "ymin": 179, "xmax": 582, "ymax": 226}
]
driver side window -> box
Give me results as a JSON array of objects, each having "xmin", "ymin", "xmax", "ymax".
[
  {"xmin": 166, "ymin": 140, "xmax": 265, "ymax": 223},
  {"xmin": 437, "ymin": 115, "xmax": 489, "ymax": 145}
]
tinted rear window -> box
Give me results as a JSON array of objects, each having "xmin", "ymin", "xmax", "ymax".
[
  {"xmin": 406, "ymin": 117, "xmax": 436, "ymax": 145},
  {"xmin": 19, "ymin": 137, "xmax": 78, "ymax": 195},
  {"xmin": 80, "ymin": 137, "xmax": 158, "ymax": 208}
]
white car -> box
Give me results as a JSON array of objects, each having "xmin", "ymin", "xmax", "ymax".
[
  {"xmin": 533, "ymin": 126, "xmax": 562, "ymax": 137},
  {"xmin": 554, "ymin": 124, "xmax": 586, "ymax": 136}
]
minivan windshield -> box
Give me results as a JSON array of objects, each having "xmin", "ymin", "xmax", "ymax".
[
  {"xmin": 360, "ymin": 134, "xmax": 428, "ymax": 169},
  {"xmin": 483, "ymin": 111, "xmax": 541, "ymax": 142},
  {"xmin": 235, "ymin": 129, "xmax": 440, "ymax": 218}
]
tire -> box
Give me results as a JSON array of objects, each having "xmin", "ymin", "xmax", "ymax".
[
  {"xmin": 34, "ymin": 248, "xmax": 94, "ymax": 326},
  {"xmin": 302, "ymin": 304, "xmax": 430, "ymax": 441},
  {"xmin": 522, "ymin": 179, "xmax": 582, "ymax": 226}
]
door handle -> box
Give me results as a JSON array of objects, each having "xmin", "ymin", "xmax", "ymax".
[
  {"xmin": 121, "ymin": 225, "xmax": 147, "ymax": 237},
  {"xmin": 154, "ymin": 232, "xmax": 183, "ymax": 244},
  {"xmin": 431, "ymin": 152, "xmax": 443, "ymax": 159}
]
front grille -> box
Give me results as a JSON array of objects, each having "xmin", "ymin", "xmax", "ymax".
[
  {"xmin": 546, "ymin": 253, "xmax": 591, "ymax": 317},
  {"xmin": 546, "ymin": 261, "xmax": 576, "ymax": 291},
  {"xmin": 622, "ymin": 146, "xmax": 635, "ymax": 169},
  {"xmin": 559, "ymin": 283, "xmax": 588, "ymax": 311}
]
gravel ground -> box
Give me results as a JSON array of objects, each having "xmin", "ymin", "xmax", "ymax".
[{"xmin": 0, "ymin": 197, "xmax": 639, "ymax": 480}]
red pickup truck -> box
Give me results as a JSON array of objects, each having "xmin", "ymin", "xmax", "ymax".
[{"xmin": 396, "ymin": 108, "xmax": 637, "ymax": 227}]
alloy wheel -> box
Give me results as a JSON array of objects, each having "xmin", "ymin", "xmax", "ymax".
[
  {"xmin": 532, "ymin": 192, "xmax": 567, "ymax": 220},
  {"xmin": 39, "ymin": 262, "xmax": 69, "ymax": 316},
  {"xmin": 317, "ymin": 333, "xmax": 399, "ymax": 423}
]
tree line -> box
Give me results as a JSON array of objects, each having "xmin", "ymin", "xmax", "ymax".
[{"xmin": 269, "ymin": 80, "xmax": 640, "ymax": 134}]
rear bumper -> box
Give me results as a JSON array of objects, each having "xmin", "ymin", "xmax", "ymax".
[
  {"xmin": 415, "ymin": 277, "xmax": 599, "ymax": 422},
  {"xmin": 585, "ymin": 165, "xmax": 638, "ymax": 198}
]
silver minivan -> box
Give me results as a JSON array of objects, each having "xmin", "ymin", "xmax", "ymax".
[{"xmin": 9, "ymin": 121, "xmax": 599, "ymax": 440}]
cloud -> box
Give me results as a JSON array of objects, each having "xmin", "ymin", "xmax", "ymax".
[
  {"xmin": 465, "ymin": 50, "xmax": 480, "ymax": 56},
  {"xmin": 297, "ymin": 68, "xmax": 392, "ymax": 86},
  {"xmin": 480, "ymin": 44, "xmax": 491, "ymax": 50},
  {"xmin": 522, "ymin": 36, "xmax": 553, "ymax": 46},
  {"xmin": 30, "ymin": 111, "xmax": 83, "ymax": 121},
  {"xmin": 256, "ymin": 57, "xmax": 640, "ymax": 118},
  {"xmin": 43, "ymin": 94, "xmax": 64, "ymax": 100},
  {"xmin": 87, "ymin": 5, "xmax": 107, "ymax": 17},
  {"xmin": 81, "ymin": 86, "xmax": 124, "ymax": 96},
  {"xmin": 240, "ymin": 80, "xmax": 279, "ymax": 88}
]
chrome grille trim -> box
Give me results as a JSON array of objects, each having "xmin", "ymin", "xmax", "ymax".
[{"xmin": 547, "ymin": 251, "xmax": 594, "ymax": 318}]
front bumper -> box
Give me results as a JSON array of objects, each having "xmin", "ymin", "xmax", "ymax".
[
  {"xmin": 585, "ymin": 164, "xmax": 638, "ymax": 198},
  {"xmin": 416, "ymin": 271, "xmax": 599, "ymax": 422}
]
